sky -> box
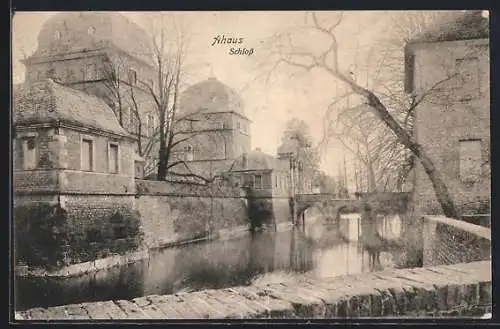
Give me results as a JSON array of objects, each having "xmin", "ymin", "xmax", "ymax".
[{"xmin": 12, "ymin": 11, "xmax": 397, "ymax": 182}]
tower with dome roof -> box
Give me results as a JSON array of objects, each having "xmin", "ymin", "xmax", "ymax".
[{"xmin": 169, "ymin": 77, "xmax": 252, "ymax": 179}]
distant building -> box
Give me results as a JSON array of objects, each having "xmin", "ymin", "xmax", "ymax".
[
  {"xmin": 230, "ymin": 148, "xmax": 292, "ymax": 228},
  {"xmin": 21, "ymin": 12, "xmax": 158, "ymax": 176},
  {"xmin": 13, "ymin": 79, "xmax": 138, "ymax": 220},
  {"xmin": 404, "ymin": 11, "xmax": 490, "ymax": 216},
  {"xmin": 170, "ymin": 77, "xmax": 252, "ymax": 180},
  {"xmin": 231, "ymin": 148, "xmax": 290, "ymax": 197}
]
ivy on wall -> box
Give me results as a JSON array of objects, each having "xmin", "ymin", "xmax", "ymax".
[{"xmin": 14, "ymin": 203, "xmax": 143, "ymax": 270}]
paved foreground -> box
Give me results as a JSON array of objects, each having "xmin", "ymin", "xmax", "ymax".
[{"xmin": 16, "ymin": 261, "xmax": 491, "ymax": 320}]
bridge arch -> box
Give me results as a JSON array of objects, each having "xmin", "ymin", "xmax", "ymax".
[
  {"xmin": 295, "ymin": 193, "xmax": 361, "ymax": 222},
  {"xmin": 295, "ymin": 192, "xmax": 411, "ymax": 223}
]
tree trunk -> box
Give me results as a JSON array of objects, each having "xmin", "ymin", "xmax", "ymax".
[
  {"xmin": 366, "ymin": 158, "xmax": 377, "ymax": 192},
  {"xmin": 365, "ymin": 93, "xmax": 458, "ymax": 218},
  {"xmin": 157, "ymin": 133, "xmax": 167, "ymax": 180},
  {"xmin": 322, "ymin": 65, "xmax": 459, "ymax": 217}
]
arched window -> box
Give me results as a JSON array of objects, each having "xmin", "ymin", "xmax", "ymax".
[{"xmin": 88, "ymin": 26, "xmax": 96, "ymax": 36}]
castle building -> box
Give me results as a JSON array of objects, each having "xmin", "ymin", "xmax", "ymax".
[
  {"xmin": 20, "ymin": 12, "xmax": 258, "ymax": 181},
  {"xmin": 13, "ymin": 79, "xmax": 137, "ymax": 221},
  {"xmin": 404, "ymin": 11, "xmax": 490, "ymax": 218},
  {"xmin": 21, "ymin": 12, "xmax": 158, "ymax": 176},
  {"xmin": 169, "ymin": 77, "xmax": 252, "ymax": 180}
]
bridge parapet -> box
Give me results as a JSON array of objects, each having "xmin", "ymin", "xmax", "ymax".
[
  {"xmin": 419, "ymin": 215, "xmax": 491, "ymax": 267},
  {"xmin": 295, "ymin": 192, "xmax": 411, "ymax": 219}
]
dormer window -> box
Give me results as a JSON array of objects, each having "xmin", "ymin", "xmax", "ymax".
[
  {"xmin": 54, "ymin": 31, "xmax": 61, "ymax": 40},
  {"xmin": 88, "ymin": 26, "xmax": 96, "ymax": 36}
]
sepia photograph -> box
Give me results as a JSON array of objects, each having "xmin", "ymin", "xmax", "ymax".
[{"xmin": 11, "ymin": 10, "xmax": 491, "ymax": 320}]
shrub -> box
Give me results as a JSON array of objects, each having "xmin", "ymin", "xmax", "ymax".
[
  {"xmin": 67, "ymin": 209, "xmax": 144, "ymax": 263},
  {"xmin": 14, "ymin": 204, "xmax": 144, "ymax": 270},
  {"xmin": 14, "ymin": 203, "xmax": 70, "ymax": 270}
]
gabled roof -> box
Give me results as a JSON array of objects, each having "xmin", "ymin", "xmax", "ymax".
[
  {"xmin": 232, "ymin": 149, "xmax": 288, "ymax": 172},
  {"xmin": 13, "ymin": 79, "xmax": 131, "ymax": 137}
]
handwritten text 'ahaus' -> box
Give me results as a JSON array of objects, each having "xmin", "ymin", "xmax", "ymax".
[{"xmin": 211, "ymin": 35, "xmax": 255, "ymax": 56}]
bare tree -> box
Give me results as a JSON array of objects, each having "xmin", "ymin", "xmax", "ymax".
[
  {"xmin": 319, "ymin": 12, "xmax": 470, "ymax": 194},
  {"xmin": 256, "ymin": 11, "xmax": 477, "ymax": 218},
  {"xmin": 97, "ymin": 14, "xmax": 226, "ymax": 182},
  {"xmin": 280, "ymin": 118, "xmax": 320, "ymax": 192}
]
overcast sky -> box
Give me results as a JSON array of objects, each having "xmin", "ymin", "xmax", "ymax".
[{"xmin": 12, "ymin": 11, "xmax": 398, "ymax": 181}]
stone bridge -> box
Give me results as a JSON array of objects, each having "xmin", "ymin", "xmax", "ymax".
[
  {"xmin": 295, "ymin": 192, "xmax": 411, "ymax": 220},
  {"xmin": 295, "ymin": 194, "xmax": 358, "ymax": 219}
]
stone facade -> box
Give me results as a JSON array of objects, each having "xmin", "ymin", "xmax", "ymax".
[
  {"xmin": 405, "ymin": 12, "xmax": 490, "ymax": 216},
  {"xmin": 135, "ymin": 180, "xmax": 249, "ymax": 249}
]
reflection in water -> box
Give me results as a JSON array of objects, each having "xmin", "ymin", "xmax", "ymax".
[{"xmin": 16, "ymin": 214, "xmax": 404, "ymax": 311}]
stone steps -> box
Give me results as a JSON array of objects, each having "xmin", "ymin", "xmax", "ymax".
[{"xmin": 15, "ymin": 260, "xmax": 491, "ymax": 320}]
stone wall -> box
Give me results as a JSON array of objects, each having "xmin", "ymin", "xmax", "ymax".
[
  {"xmin": 60, "ymin": 194, "xmax": 136, "ymax": 225},
  {"xmin": 411, "ymin": 39, "xmax": 490, "ymax": 216},
  {"xmin": 135, "ymin": 180, "xmax": 249, "ymax": 249},
  {"xmin": 16, "ymin": 260, "xmax": 492, "ymax": 319},
  {"xmin": 422, "ymin": 216, "xmax": 491, "ymax": 267}
]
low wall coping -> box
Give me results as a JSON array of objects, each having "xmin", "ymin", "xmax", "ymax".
[
  {"xmin": 423, "ymin": 215, "xmax": 491, "ymax": 241},
  {"xmin": 15, "ymin": 260, "xmax": 491, "ymax": 319}
]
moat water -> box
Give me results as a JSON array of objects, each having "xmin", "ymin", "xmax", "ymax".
[{"xmin": 15, "ymin": 213, "xmax": 408, "ymax": 311}]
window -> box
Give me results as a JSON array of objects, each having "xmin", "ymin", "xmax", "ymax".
[
  {"xmin": 184, "ymin": 145, "xmax": 194, "ymax": 161},
  {"xmin": 81, "ymin": 138, "xmax": 94, "ymax": 171},
  {"xmin": 244, "ymin": 174, "xmax": 254, "ymax": 188},
  {"xmin": 88, "ymin": 26, "xmax": 96, "ymax": 36},
  {"xmin": 254, "ymin": 174, "xmax": 263, "ymax": 189},
  {"xmin": 108, "ymin": 143, "xmax": 119, "ymax": 173},
  {"xmin": 459, "ymin": 139, "xmax": 482, "ymax": 183},
  {"xmin": 22, "ymin": 138, "xmax": 37, "ymax": 170},
  {"xmin": 54, "ymin": 31, "xmax": 61, "ymax": 40},
  {"xmin": 84, "ymin": 63, "xmax": 98, "ymax": 81},
  {"xmin": 66, "ymin": 68, "xmax": 75, "ymax": 81},
  {"xmin": 455, "ymin": 57, "xmax": 480, "ymax": 100},
  {"xmin": 128, "ymin": 69, "xmax": 137, "ymax": 85},
  {"xmin": 237, "ymin": 122, "xmax": 241, "ymax": 130},
  {"xmin": 147, "ymin": 113, "xmax": 155, "ymax": 136},
  {"xmin": 130, "ymin": 111, "xmax": 140, "ymax": 135}
]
